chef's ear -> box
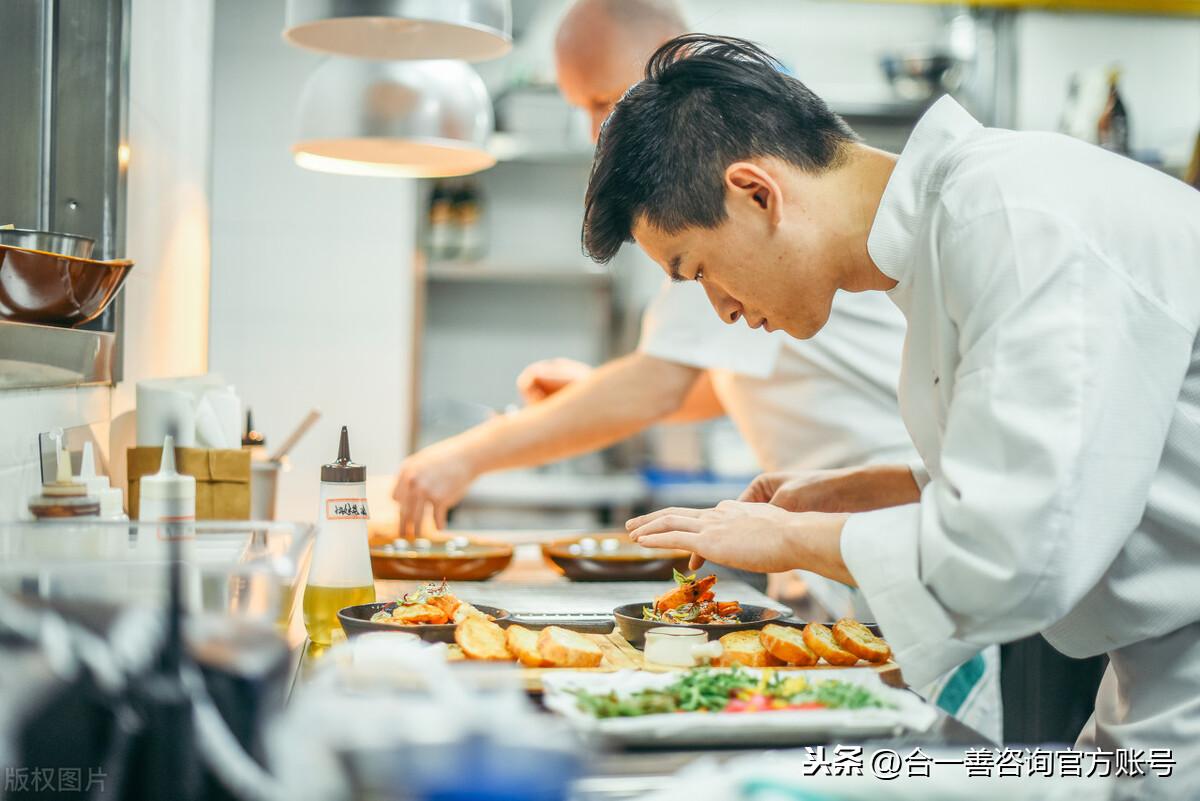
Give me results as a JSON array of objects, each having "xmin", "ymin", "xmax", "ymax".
[{"xmin": 724, "ymin": 162, "xmax": 784, "ymax": 228}]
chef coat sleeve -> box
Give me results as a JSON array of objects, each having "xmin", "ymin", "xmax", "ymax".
[
  {"xmin": 840, "ymin": 207, "xmax": 1196, "ymax": 687},
  {"xmin": 638, "ymin": 280, "xmax": 783, "ymax": 379}
]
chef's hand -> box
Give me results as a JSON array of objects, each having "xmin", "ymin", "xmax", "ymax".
[
  {"xmin": 392, "ymin": 441, "xmax": 476, "ymax": 538},
  {"xmin": 739, "ymin": 465, "xmax": 922, "ymax": 514},
  {"xmin": 739, "ymin": 470, "xmax": 851, "ymax": 512},
  {"xmin": 626, "ymin": 501, "xmax": 853, "ymax": 583},
  {"xmin": 516, "ymin": 357, "xmax": 593, "ymax": 404}
]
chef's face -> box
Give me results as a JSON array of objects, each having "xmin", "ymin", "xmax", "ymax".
[{"xmin": 632, "ymin": 160, "xmax": 844, "ymax": 340}]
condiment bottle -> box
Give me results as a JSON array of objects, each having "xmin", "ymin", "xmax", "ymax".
[
  {"xmin": 242, "ymin": 409, "xmax": 267, "ymax": 462},
  {"xmin": 28, "ymin": 445, "xmax": 100, "ymax": 519},
  {"xmin": 75, "ymin": 441, "xmax": 127, "ymax": 521},
  {"xmin": 303, "ymin": 426, "xmax": 376, "ymax": 645},
  {"xmin": 1097, "ymin": 67, "xmax": 1130, "ymax": 155},
  {"xmin": 139, "ymin": 434, "xmax": 196, "ymax": 543}
]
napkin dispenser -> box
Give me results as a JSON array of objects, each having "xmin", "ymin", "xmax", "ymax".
[{"xmin": 127, "ymin": 446, "xmax": 251, "ymax": 520}]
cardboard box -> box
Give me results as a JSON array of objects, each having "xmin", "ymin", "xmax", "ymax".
[{"xmin": 127, "ymin": 446, "xmax": 251, "ymax": 520}]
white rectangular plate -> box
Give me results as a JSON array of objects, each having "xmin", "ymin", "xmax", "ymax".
[{"xmin": 542, "ymin": 668, "xmax": 938, "ymax": 747}]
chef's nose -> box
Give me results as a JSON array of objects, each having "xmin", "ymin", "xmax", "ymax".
[{"xmin": 703, "ymin": 283, "xmax": 742, "ymax": 325}]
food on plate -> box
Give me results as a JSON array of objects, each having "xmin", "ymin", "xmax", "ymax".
[
  {"xmin": 759, "ymin": 624, "xmax": 819, "ymax": 666},
  {"xmin": 714, "ymin": 630, "xmax": 784, "ymax": 668},
  {"xmin": 832, "ymin": 618, "xmax": 892, "ymax": 663},
  {"xmin": 506, "ymin": 625, "xmax": 550, "ymax": 667},
  {"xmin": 455, "ymin": 615, "xmax": 512, "ymax": 661},
  {"xmin": 538, "ymin": 626, "xmax": 604, "ymax": 668},
  {"xmin": 642, "ymin": 570, "xmax": 743, "ymax": 624},
  {"xmin": 452, "ymin": 601, "xmax": 490, "ymax": 623},
  {"xmin": 570, "ymin": 667, "xmax": 894, "ymax": 718},
  {"xmin": 802, "ymin": 622, "xmax": 860, "ymax": 666},
  {"xmin": 390, "ymin": 602, "xmax": 449, "ymax": 625},
  {"xmin": 368, "ymin": 579, "xmax": 478, "ymax": 626}
]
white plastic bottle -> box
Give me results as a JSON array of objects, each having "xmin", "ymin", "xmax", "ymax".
[
  {"xmin": 75, "ymin": 441, "xmax": 128, "ymax": 521},
  {"xmin": 302, "ymin": 426, "xmax": 376, "ymax": 645},
  {"xmin": 139, "ymin": 434, "xmax": 196, "ymax": 547}
]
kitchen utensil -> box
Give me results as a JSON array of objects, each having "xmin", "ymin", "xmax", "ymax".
[
  {"xmin": 880, "ymin": 52, "xmax": 964, "ymax": 101},
  {"xmin": 612, "ymin": 603, "xmax": 785, "ymax": 649},
  {"xmin": 338, "ymin": 602, "xmax": 511, "ymax": 642},
  {"xmin": 0, "ymin": 244, "xmax": 132, "ymax": 326},
  {"xmin": 541, "ymin": 534, "xmax": 691, "ymax": 581},
  {"xmin": 0, "ymin": 227, "xmax": 95, "ymax": 258},
  {"xmin": 250, "ymin": 462, "xmax": 281, "ymax": 520},
  {"xmin": 369, "ymin": 534, "xmax": 514, "ymax": 581}
]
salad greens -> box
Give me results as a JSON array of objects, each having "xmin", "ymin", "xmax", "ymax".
[{"xmin": 571, "ymin": 667, "xmax": 894, "ymax": 719}]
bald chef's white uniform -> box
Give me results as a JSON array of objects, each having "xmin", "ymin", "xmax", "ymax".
[
  {"xmin": 841, "ymin": 96, "xmax": 1200, "ymax": 797},
  {"xmin": 640, "ymin": 277, "xmax": 1002, "ymax": 741}
]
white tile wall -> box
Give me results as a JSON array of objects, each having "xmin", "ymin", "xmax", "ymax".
[
  {"xmin": 0, "ymin": 387, "xmax": 111, "ymax": 519},
  {"xmin": 207, "ymin": 0, "xmax": 419, "ymax": 522},
  {"xmin": 0, "ymin": 0, "xmax": 212, "ymax": 519}
]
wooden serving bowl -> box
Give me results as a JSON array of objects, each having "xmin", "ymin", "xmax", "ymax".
[
  {"xmin": 542, "ymin": 534, "xmax": 692, "ymax": 581},
  {"xmin": 368, "ymin": 534, "xmax": 514, "ymax": 581}
]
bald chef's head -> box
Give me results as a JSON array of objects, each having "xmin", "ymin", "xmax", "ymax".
[{"xmin": 555, "ymin": 0, "xmax": 686, "ymax": 141}]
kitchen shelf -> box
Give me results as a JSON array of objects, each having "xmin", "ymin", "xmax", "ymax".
[
  {"xmin": 488, "ymin": 132, "xmax": 594, "ymax": 165},
  {"xmin": 0, "ymin": 319, "xmax": 115, "ymax": 390},
  {"xmin": 425, "ymin": 260, "xmax": 612, "ymax": 286}
]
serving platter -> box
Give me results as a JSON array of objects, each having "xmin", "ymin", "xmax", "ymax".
[{"xmin": 542, "ymin": 667, "xmax": 930, "ymax": 746}]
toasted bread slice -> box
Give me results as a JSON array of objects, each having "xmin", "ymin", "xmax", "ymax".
[
  {"xmin": 714, "ymin": 629, "xmax": 784, "ymax": 668},
  {"xmin": 802, "ymin": 623, "xmax": 859, "ymax": 666},
  {"xmin": 455, "ymin": 616, "xmax": 512, "ymax": 661},
  {"xmin": 759, "ymin": 624, "xmax": 819, "ymax": 666},
  {"xmin": 452, "ymin": 602, "xmax": 489, "ymax": 624},
  {"xmin": 537, "ymin": 626, "xmax": 603, "ymax": 668},
  {"xmin": 505, "ymin": 625, "xmax": 550, "ymax": 667},
  {"xmin": 391, "ymin": 603, "xmax": 449, "ymax": 625},
  {"xmin": 832, "ymin": 619, "xmax": 891, "ymax": 663}
]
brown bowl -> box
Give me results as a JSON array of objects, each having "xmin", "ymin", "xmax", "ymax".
[
  {"xmin": 542, "ymin": 534, "xmax": 692, "ymax": 581},
  {"xmin": 369, "ymin": 535, "xmax": 514, "ymax": 581},
  {"xmin": 0, "ymin": 245, "xmax": 133, "ymax": 327}
]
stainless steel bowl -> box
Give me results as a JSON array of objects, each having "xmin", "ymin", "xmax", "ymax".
[{"xmin": 0, "ymin": 228, "xmax": 95, "ymax": 259}]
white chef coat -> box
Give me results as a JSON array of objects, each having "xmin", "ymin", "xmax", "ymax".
[
  {"xmin": 639, "ymin": 267, "xmax": 1003, "ymax": 743},
  {"xmin": 639, "ymin": 280, "xmax": 915, "ymax": 470},
  {"xmin": 840, "ymin": 96, "xmax": 1200, "ymax": 790}
]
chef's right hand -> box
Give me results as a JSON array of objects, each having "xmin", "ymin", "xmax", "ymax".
[
  {"xmin": 392, "ymin": 441, "xmax": 477, "ymax": 538},
  {"xmin": 515, "ymin": 357, "xmax": 593, "ymax": 404}
]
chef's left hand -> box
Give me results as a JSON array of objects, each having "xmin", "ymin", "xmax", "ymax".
[{"xmin": 626, "ymin": 501, "xmax": 854, "ymax": 583}]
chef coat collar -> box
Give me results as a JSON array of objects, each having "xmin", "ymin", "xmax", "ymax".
[{"xmin": 867, "ymin": 95, "xmax": 982, "ymax": 286}]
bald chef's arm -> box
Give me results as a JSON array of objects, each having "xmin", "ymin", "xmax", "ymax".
[
  {"xmin": 664, "ymin": 370, "xmax": 726, "ymax": 423},
  {"xmin": 839, "ymin": 209, "xmax": 1195, "ymax": 687},
  {"xmin": 440, "ymin": 351, "xmax": 703, "ymax": 474}
]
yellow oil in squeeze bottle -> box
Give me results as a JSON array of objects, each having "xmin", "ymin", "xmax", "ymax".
[{"xmin": 303, "ymin": 426, "xmax": 376, "ymax": 645}]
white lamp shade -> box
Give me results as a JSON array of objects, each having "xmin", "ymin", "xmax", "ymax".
[
  {"xmin": 284, "ymin": 0, "xmax": 512, "ymax": 62},
  {"xmin": 292, "ymin": 59, "xmax": 496, "ymax": 178}
]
